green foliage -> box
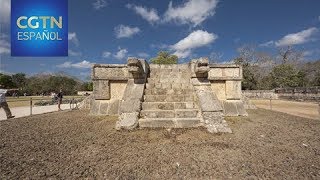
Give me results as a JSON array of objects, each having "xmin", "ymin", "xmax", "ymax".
[
  {"xmin": 0, "ymin": 73, "xmax": 15, "ymax": 88},
  {"xmin": 270, "ymin": 64, "xmax": 306, "ymax": 88},
  {"xmin": 150, "ymin": 51, "xmax": 178, "ymax": 64},
  {"xmin": 11, "ymin": 73, "xmax": 27, "ymax": 90}
]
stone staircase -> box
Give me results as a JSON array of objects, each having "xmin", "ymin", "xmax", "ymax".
[{"xmin": 139, "ymin": 64, "xmax": 203, "ymax": 128}]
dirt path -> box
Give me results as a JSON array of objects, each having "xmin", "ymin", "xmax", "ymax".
[
  {"xmin": 251, "ymin": 99, "xmax": 320, "ymax": 120},
  {"xmin": 1, "ymin": 109, "xmax": 320, "ymax": 179}
]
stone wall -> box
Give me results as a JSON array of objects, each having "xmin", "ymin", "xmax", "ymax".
[{"xmin": 243, "ymin": 87, "xmax": 320, "ymax": 102}]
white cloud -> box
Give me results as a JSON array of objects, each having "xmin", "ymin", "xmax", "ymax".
[
  {"xmin": 114, "ymin": 25, "xmax": 140, "ymax": 38},
  {"xmin": 57, "ymin": 60, "xmax": 92, "ymax": 69},
  {"xmin": 137, "ymin": 52, "xmax": 150, "ymax": 58},
  {"xmin": 275, "ymin": 27, "xmax": 318, "ymax": 47},
  {"xmin": 164, "ymin": 0, "xmax": 218, "ymax": 26},
  {"xmin": 68, "ymin": 32, "xmax": 79, "ymax": 46},
  {"xmin": 171, "ymin": 30, "xmax": 218, "ymax": 58},
  {"xmin": 68, "ymin": 49, "xmax": 82, "ymax": 56},
  {"xmin": 126, "ymin": 4, "xmax": 160, "ymax": 24},
  {"xmin": 259, "ymin": 40, "xmax": 274, "ymax": 47},
  {"xmin": 102, "ymin": 51, "xmax": 111, "ymax": 58},
  {"xmin": 93, "ymin": 0, "xmax": 107, "ymax": 10},
  {"xmin": 0, "ymin": 33, "xmax": 10, "ymax": 55},
  {"xmin": 0, "ymin": 0, "xmax": 10, "ymax": 23},
  {"xmin": 114, "ymin": 48, "xmax": 128, "ymax": 60}
]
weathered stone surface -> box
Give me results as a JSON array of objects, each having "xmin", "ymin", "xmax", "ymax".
[
  {"xmin": 142, "ymin": 102, "xmax": 174, "ymax": 110},
  {"xmin": 175, "ymin": 109, "xmax": 198, "ymax": 118},
  {"xmin": 90, "ymin": 100, "xmax": 100, "ymax": 115},
  {"xmin": 140, "ymin": 110, "xmax": 175, "ymax": 118},
  {"xmin": 194, "ymin": 86, "xmax": 223, "ymax": 112},
  {"xmin": 107, "ymin": 99, "xmax": 120, "ymax": 115},
  {"xmin": 116, "ymin": 112, "xmax": 139, "ymax": 130},
  {"xmin": 93, "ymin": 66, "xmax": 132, "ymax": 80},
  {"xmin": 99, "ymin": 102, "xmax": 109, "ymax": 115},
  {"xmin": 119, "ymin": 99, "xmax": 141, "ymax": 113},
  {"xmin": 226, "ymin": 80, "xmax": 242, "ymax": 100},
  {"xmin": 110, "ymin": 81, "xmax": 127, "ymax": 99},
  {"xmin": 139, "ymin": 118, "xmax": 175, "ymax": 128},
  {"xmin": 222, "ymin": 100, "xmax": 248, "ymax": 116},
  {"xmin": 211, "ymin": 80, "xmax": 226, "ymax": 100},
  {"xmin": 93, "ymin": 80, "xmax": 110, "ymax": 100},
  {"xmin": 122, "ymin": 79, "xmax": 145, "ymax": 101},
  {"xmin": 191, "ymin": 78, "xmax": 210, "ymax": 86},
  {"xmin": 202, "ymin": 112, "xmax": 232, "ymax": 133},
  {"xmin": 175, "ymin": 118, "xmax": 202, "ymax": 128},
  {"xmin": 208, "ymin": 65, "xmax": 242, "ymax": 80}
]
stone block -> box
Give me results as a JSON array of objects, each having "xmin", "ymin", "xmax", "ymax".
[
  {"xmin": 107, "ymin": 99, "xmax": 120, "ymax": 115},
  {"xmin": 175, "ymin": 118, "xmax": 201, "ymax": 128},
  {"xmin": 174, "ymin": 102, "xmax": 187, "ymax": 109},
  {"xmin": 211, "ymin": 80, "xmax": 226, "ymax": 100},
  {"xmin": 116, "ymin": 112, "xmax": 139, "ymax": 130},
  {"xmin": 175, "ymin": 109, "xmax": 198, "ymax": 118},
  {"xmin": 140, "ymin": 110, "xmax": 175, "ymax": 118},
  {"xmin": 226, "ymin": 80, "xmax": 241, "ymax": 100},
  {"xmin": 194, "ymin": 86, "xmax": 223, "ymax": 112},
  {"xmin": 122, "ymin": 79, "xmax": 145, "ymax": 101},
  {"xmin": 139, "ymin": 118, "xmax": 175, "ymax": 128},
  {"xmin": 142, "ymin": 102, "xmax": 174, "ymax": 110},
  {"xmin": 99, "ymin": 102, "xmax": 109, "ymax": 115},
  {"xmin": 119, "ymin": 99, "xmax": 141, "ymax": 113},
  {"xmin": 93, "ymin": 80, "xmax": 110, "ymax": 100},
  {"xmin": 90, "ymin": 100, "xmax": 100, "ymax": 115},
  {"xmin": 110, "ymin": 81, "xmax": 127, "ymax": 99},
  {"xmin": 222, "ymin": 101, "xmax": 238, "ymax": 116},
  {"xmin": 94, "ymin": 66, "xmax": 132, "ymax": 80}
]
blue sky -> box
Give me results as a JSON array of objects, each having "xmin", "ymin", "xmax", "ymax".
[{"xmin": 0, "ymin": 0, "xmax": 320, "ymax": 80}]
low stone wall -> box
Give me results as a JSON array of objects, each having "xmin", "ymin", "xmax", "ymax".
[
  {"xmin": 242, "ymin": 90, "xmax": 278, "ymax": 99},
  {"xmin": 275, "ymin": 87, "xmax": 320, "ymax": 102},
  {"xmin": 243, "ymin": 87, "xmax": 320, "ymax": 102}
]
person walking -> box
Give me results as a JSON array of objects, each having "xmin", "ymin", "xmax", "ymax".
[
  {"xmin": 0, "ymin": 85, "xmax": 15, "ymax": 119},
  {"xmin": 57, "ymin": 89, "xmax": 63, "ymax": 111}
]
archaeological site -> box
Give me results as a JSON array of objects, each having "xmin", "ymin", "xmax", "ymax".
[{"xmin": 89, "ymin": 58, "xmax": 247, "ymax": 133}]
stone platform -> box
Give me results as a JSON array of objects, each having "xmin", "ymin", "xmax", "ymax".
[{"xmin": 89, "ymin": 58, "xmax": 247, "ymax": 133}]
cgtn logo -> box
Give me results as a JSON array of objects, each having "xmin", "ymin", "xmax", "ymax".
[{"xmin": 11, "ymin": 0, "xmax": 68, "ymax": 56}]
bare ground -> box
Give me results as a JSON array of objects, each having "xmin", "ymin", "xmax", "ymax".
[
  {"xmin": 251, "ymin": 99, "xmax": 319, "ymax": 120},
  {"xmin": 1, "ymin": 109, "xmax": 320, "ymax": 179}
]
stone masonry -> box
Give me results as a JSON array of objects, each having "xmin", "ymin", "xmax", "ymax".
[{"xmin": 90, "ymin": 57, "xmax": 247, "ymax": 133}]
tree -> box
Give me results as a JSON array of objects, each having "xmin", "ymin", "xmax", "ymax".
[
  {"xmin": 0, "ymin": 73, "xmax": 15, "ymax": 88},
  {"xmin": 150, "ymin": 51, "xmax": 178, "ymax": 64},
  {"xmin": 270, "ymin": 64, "xmax": 305, "ymax": 88},
  {"xmin": 12, "ymin": 73, "xmax": 27, "ymax": 90}
]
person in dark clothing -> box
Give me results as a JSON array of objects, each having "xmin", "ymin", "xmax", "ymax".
[{"xmin": 57, "ymin": 89, "xmax": 63, "ymax": 111}]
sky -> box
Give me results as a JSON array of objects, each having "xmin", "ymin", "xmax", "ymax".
[{"xmin": 0, "ymin": 0, "xmax": 320, "ymax": 81}]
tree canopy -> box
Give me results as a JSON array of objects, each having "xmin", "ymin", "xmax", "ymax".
[{"xmin": 150, "ymin": 51, "xmax": 178, "ymax": 64}]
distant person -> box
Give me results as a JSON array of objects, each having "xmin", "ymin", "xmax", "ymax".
[
  {"xmin": 0, "ymin": 84, "xmax": 15, "ymax": 119},
  {"xmin": 57, "ymin": 89, "xmax": 63, "ymax": 111}
]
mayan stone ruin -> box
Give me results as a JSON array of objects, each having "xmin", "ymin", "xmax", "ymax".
[{"xmin": 90, "ymin": 58, "xmax": 247, "ymax": 133}]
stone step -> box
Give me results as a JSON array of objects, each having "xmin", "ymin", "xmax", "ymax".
[
  {"xmin": 175, "ymin": 109, "xmax": 199, "ymax": 118},
  {"xmin": 147, "ymin": 77, "xmax": 191, "ymax": 84},
  {"xmin": 142, "ymin": 102, "xmax": 197, "ymax": 110},
  {"xmin": 140, "ymin": 110, "xmax": 175, "ymax": 118},
  {"xmin": 144, "ymin": 88, "xmax": 194, "ymax": 95},
  {"xmin": 140, "ymin": 109, "xmax": 199, "ymax": 118},
  {"xmin": 139, "ymin": 118, "xmax": 202, "ymax": 128},
  {"xmin": 144, "ymin": 95, "xmax": 194, "ymax": 102},
  {"xmin": 145, "ymin": 82, "xmax": 193, "ymax": 90}
]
